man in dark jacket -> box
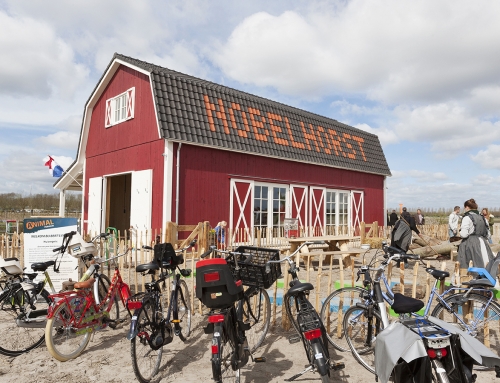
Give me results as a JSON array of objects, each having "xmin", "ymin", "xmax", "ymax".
[
  {"xmin": 388, "ymin": 210, "xmax": 398, "ymax": 226},
  {"xmin": 391, "ymin": 208, "xmax": 421, "ymax": 265}
]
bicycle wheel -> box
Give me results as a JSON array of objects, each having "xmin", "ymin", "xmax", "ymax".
[
  {"xmin": 431, "ymin": 293, "xmax": 500, "ymax": 352},
  {"xmin": 240, "ymin": 287, "xmax": 270, "ymax": 352},
  {"xmin": 95, "ymin": 274, "xmax": 120, "ymax": 322},
  {"xmin": 212, "ymin": 323, "xmax": 240, "ymax": 383},
  {"xmin": 320, "ymin": 287, "xmax": 366, "ymax": 352},
  {"xmin": 175, "ymin": 279, "xmax": 191, "ymax": 341},
  {"xmin": 45, "ymin": 301, "xmax": 91, "ymax": 361},
  {"xmin": 343, "ymin": 305, "xmax": 384, "ymax": 374},
  {"xmin": 130, "ymin": 300, "xmax": 162, "ymax": 383},
  {"xmin": 284, "ymin": 294, "xmax": 301, "ymax": 334},
  {"xmin": 0, "ymin": 287, "xmax": 51, "ymax": 356}
]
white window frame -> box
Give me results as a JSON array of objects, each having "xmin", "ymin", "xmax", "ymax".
[
  {"xmin": 325, "ymin": 189, "xmax": 350, "ymax": 235},
  {"xmin": 105, "ymin": 87, "xmax": 135, "ymax": 127},
  {"xmin": 253, "ymin": 182, "xmax": 289, "ymax": 236}
]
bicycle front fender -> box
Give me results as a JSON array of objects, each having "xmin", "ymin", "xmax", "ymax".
[{"xmin": 127, "ymin": 307, "xmax": 142, "ymax": 341}]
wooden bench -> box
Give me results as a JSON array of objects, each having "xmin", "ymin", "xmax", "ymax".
[{"xmin": 297, "ymin": 248, "xmax": 364, "ymax": 267}]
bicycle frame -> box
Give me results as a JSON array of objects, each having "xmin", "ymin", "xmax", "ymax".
[
  {"xmin": 47, "ymin": 267, "xmax": 129, "ymax": 333},
  {"xmin": 358, "ymin": 256, "xmax": 498, "ymax": 337}
]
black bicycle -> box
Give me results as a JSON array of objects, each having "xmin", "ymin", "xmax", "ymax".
[
  {"xmin": 265, "ymin": 241, "xmax": 345, "ymax": 382},
  {"xmin": 127, "ymin": 240, "xmax": 195, "ymax": 383},
  {"xmin": 197, "ymin": 246, "xmax": 273, "ymax": 383}
]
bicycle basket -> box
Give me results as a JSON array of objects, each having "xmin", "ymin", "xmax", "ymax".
[
  {"xmin": 195, "ymin": 258, "xmax": 244, "ymax": 309},
  {"xmin": 229, "ymin": 247, "xmax": 281, "ymax": 289},
  {"xmin": 154, "ymin": 242, "xmax": 183, "ymax": 269}
]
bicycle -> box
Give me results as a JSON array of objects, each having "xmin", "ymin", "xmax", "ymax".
[
  {"xmin": 197, "ymin": 245, "xmax": 273, "ymax": 383},
  {"xmin": 0, "ymin": 231, "xmax": 75, "ymax": 356},
  {"xmin": 44, "ymin": 232, "xmax": 132, "ymax": 361},
  {"xmin": 265, "ymin": 241, "xmax": 345, "ymax": 382},
  {"xmin": 126, "ymin": 240, "xmax": 195, "ymax": 383},
  {"xmin": 342, "ymin": 243, "xmax": 500, "ymax": 375}
]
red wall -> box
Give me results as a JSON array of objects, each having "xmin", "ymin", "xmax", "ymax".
[
  {"xmin": 175, "ymin": 144, "xmax": 385, "ymax": 227},
  {"xmin": 84, "ymin": 65, "xmax": 164, "ymax": 230}
]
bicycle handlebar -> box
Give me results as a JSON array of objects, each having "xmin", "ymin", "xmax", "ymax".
[{"xmin": 264, "ymin": 241, "xmax": 325, "ymax": 272}]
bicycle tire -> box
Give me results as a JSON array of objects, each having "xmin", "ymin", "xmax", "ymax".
[
  {"xmin": 175, "ymin": 279, "xmax": 191, "ymax": 341},
  {"xmin": 343, "ymin": 304, "xmax": 384, "ymax": 374},
  {"xmin": 284, "ymin": 294, "xmax": 301, "ymax": 334},
  {"xmin": 95, "ymin": 274, "xmax": 120, "ymax": 322},
  {"xmin": 130, "ymin": 299, "xmax": 162, "ymax": 383},
  {"xmin": 212, "ymin": 322, "xmax": 240, "ymax": 383},
  {"xmin": 240, "ymin": 287, "xmax": 270, "ymax": 352},
  {"xmin": 0, "ymin": 287, "xmax": 51, "ymax": 356},
  {"xmin": 431, "ymin": 293, "xmax": 500, "ymax": 353},
  {"xmin": 320, "ymin": 287, "xmax": 366, "ymax": 352},
  {"xmin": 45, "ymin": 301, "xmax": 91, "ymax": 361}
]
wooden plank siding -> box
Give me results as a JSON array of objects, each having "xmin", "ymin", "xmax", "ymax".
[
  {"xmin": 175, "ymin": 143, "xmax": 385, "ymax": 228},
  {"xmin": 84, "ymin": 65, "xmax": 164, "ymax": 231}
]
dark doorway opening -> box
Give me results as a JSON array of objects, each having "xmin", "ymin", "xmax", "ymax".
[{"xmin": 105, "ymin": 173, "xmax": 131, "ymax": 233}]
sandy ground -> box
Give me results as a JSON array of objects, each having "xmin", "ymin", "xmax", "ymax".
[
  {"xmin": 1, "ymin": 250, "xmax": 500, "ymax": 382},
  {"xmin": 0, "ymin": 315, "xmax": 498, "ymax": 383}
]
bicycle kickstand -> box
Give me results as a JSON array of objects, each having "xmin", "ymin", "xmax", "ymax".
[{"xmin": 285, "ymin": 365, "xmax": 314, "ymax": 382}]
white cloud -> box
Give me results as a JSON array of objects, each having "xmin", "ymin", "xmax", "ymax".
[
  {"xmin": 37, "ymin": 131, "xmax": 79, "ymax": 150},
  {"xmin": 471, "ymin": 146, "xmax": 500, "ymax": 170},
  {"xmin": 0, "ymin": 11, "xmax": 88, "ymax": 99},
  {"xmin": 354, "ymin": 123, "xmax": 399, "ymax": 146},
  {"xmin": 212, "ymin": 1, "xmax": 500, "ymax": 104},
  {"xmin": 0, "ymin": 152, "xmax": 64, "ymax": 194},
  {"xmin": 392, "ymin": 103, "xmax": 500, "ymax": 155}
]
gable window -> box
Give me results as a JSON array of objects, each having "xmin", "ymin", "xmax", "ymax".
[{"xmin": 105, "ymin": 87, "xmax": 135, "ymax": 127}]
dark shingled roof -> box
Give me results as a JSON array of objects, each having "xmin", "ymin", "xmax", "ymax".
[{"xmin": 115, "ymin": 53, "xmax": 391, "ymax": 176}]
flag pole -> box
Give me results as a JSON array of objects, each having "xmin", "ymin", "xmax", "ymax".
[{"xmin": 49, "ymin": 156, "xmax": 83, "ymax": 188}]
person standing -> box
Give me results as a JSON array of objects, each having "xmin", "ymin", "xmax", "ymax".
[
  {"xmin": 457, "ymin": 199, "xmax": 494, "ymax": 269},
  {"xmin": 481, "ymin": 208, "xmax": 494, "ymax": 244},
  {"xmin": 215, "ymin": 221, "xmax": 227, "ymax": 249},
  {"xmin": 416, "ymin": 209, "xmax": 425, "ymax": 225},
  {"xmin": 448, "ymin": 206, "xmax": 460, "ymax": 240},
  {"xmin": 388, "ymin": 210, "xmax": 398, "ymax": 227}
]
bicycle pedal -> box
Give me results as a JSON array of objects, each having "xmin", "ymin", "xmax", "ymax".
[
  {"xmin": 254, "ymin": 357, "xmax": 266, "ymax": 363},
  {"xmin": 171, "ymin": 319, "xmax": 181, "ymax": 323},
  {"xmin": 330, "ymin": 362, "xmax": 345, "ymax": 371},
  {"xmin": 288, "ymin": 335, "xmax": 301, "ymax": 344}
]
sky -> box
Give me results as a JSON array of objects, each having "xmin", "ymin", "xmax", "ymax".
[{"xmin": 1, "ymin": 0, "xmax": 500, "ymax": 210}]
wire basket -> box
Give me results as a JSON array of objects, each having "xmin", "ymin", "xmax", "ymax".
[{"xmin": 230, "ymin": 246, "xmax": 281, "ymax": 289}]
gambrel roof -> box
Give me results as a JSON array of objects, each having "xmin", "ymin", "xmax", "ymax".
[
  {"xmin": 115, "ymin": 54, "xmax": 391, "ymax": 177},
  {"xmin": 56, "ymin": 53, "xmax": 391, "ymax": 191}
]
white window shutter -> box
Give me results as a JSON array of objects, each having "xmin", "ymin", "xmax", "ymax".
[
  {"xmin": 126, "ymin": 87, "xmax": 135, "ymax": 120},
  {"xmin": 105, "ymin": 99, "xmax": 113, "ymax": 127}
]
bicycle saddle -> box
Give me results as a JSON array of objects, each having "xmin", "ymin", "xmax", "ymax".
[
  {"xmin": 425, "ymin": 268, "xmax": 449, "ymax": 280},
  {"xmin": 136, "ymin": 262, "xmax": 159, "ymax": 273},
  {"xmin": 391, "ymin": 293, "xmax": 425, "ymax": 314},
  {"xmin": 74, "ymin": 277, "xmax": 95, "ymax": 289},
  {"xmin": 31, "ymin": 261, "xmax": 55, "ymax": 272},
  {"xmin": 287, "ymin": 281, "xmax": 314, "ymax": 296}
]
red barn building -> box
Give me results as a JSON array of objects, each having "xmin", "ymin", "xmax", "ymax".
[{"xmin": 55, "ymin": 54, "xmax": 391, "ymax": 240}]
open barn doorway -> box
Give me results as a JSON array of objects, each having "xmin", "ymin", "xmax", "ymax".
[{"xmin": 105, "ymin": 173, "xmax": 131, "ymax": 233}]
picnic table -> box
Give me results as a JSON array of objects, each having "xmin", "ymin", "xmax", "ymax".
[{"xmin": 288, "ymin": 235, "xmax": 361, "ymax": 253}]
